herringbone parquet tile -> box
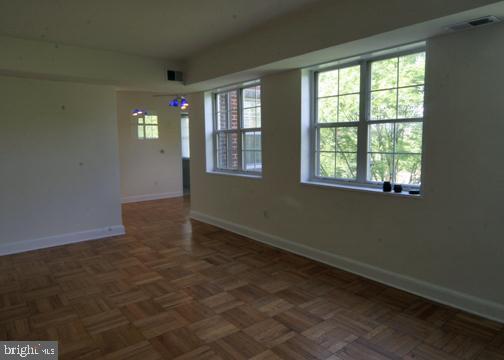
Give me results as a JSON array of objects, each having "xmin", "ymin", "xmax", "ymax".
[{"xmin": 0, "ymin": 196, "xmax": 503, "ymax": 359}]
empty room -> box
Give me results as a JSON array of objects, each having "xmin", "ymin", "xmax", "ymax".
[{"xmin": 1, "ymin": 0, "xmax": 504, "ymax": 359}]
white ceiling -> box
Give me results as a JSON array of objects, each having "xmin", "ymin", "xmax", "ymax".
[{"xmin": 0, "ymin": 0, "xmax": 319, "ymax": 60}]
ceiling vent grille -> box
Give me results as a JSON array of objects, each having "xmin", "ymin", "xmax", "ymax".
[
  {"xmin": 167, "ymin": 70, "xmax": 183, "ymax": 82},
  {"xmin": 448, "ymin": 16, "xmax": 501, "ymax": 32}
]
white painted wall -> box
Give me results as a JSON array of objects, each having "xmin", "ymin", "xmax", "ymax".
[
  {"xmin": 185, "ymin": 0, "xmax": 503, "ymax": 84},
  {"xmin": 0, "ymin": 76, "xmax": 123, "ymax": 254},
  {"xmin": 117, "ymin": 92, "xmax": 183, "ymax": 203},
  {"xmin": 0, "ymin": 35, "xmax": 183, "ymax": 92},
  {"xmin": 189, "ymin": 23, "xmax": 504, "ymax": 321}
]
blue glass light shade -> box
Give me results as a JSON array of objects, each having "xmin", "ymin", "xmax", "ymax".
[
  {"xmin": 169, "ymin": 98, "xmax": 179, "ymax": 107},
  {"xmin": 180, "ymin": 98, "xmax": 188, "ymax": 107},
  {"xmin": 132, "ymin": 109, "xmax": 148, "ymax": 116}
]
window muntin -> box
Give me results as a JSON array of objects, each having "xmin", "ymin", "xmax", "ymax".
[
  {"xmin": 137, "ymin": 115, "xmax": 159, "ymax": 139},
  {"xmin": 213, "ymin": 84, "xmax": 261, "ymax": 173},
  {"xmin": 314, "ymin": 51, "xmax": 425, "ymax": 187}
]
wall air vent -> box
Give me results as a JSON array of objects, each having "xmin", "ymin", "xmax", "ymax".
[
  {"xmin": 448, "ymin": 16, "xmax": 500, "ymax": 32},
  {"xmin": 167, "ymin": 70, "xmax": 183, "ymax": 82}
]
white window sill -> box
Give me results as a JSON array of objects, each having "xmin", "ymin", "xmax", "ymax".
[
  {"xmin": 301, "ymin": 180, "xmax": 422, "ymax": 199},
  {"xmin": 207, "ymin": 170, "xmax": 262, "ymax": 180}
]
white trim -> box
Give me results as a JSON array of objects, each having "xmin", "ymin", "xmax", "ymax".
[
  {"xmin": 301, "ymin": 181, "xmax": 422, "ymax": 199},
  {"xmin": 207, "ymin": 170, "xmax": 262, "ymax": 180},
  {"xmin": 0, "ymin": 225, "xmax": 125, "ymax": 256},
  {"xmin": 190, "ymin": 210, "xmax": 504, "ymax": 323},
  {"xmin": 121, "ymin": 192, "xmax": 183, "ymax": 204}
]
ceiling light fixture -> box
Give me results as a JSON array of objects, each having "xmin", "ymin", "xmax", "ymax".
[
  {"xmin": 169, "ymin": 96, "xmax": 189, "ymax": 110},
  {"xmin": 132, "ymin": 109, "xmax": 148, "ymax": 116}
]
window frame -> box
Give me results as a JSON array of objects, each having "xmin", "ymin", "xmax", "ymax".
[
  {"xmin": 310, "ymin": 47, "xmax": 426, "ymax": 191},
  {"xmin": 212, "ymin": 82, "xmax": 262, "ymax": 176},
  {"xmin": 137, "ymin": 114, "xmax": 159, "ymax": 140}
]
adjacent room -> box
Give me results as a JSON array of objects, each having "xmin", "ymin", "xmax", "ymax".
[{"xmin": 1, "ymin": 1, "xmax": 504, "ymax": 359}]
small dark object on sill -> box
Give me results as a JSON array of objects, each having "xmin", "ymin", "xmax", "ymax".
[
  {"xmin": 393, "ymin": 184, "xmax": 403, "ymax": 193},
  {"xmin": 409, "ymin": 190, "xmax": 420, "ymax": 195},
  {"xmin": 383, "ymin": 181, "xmax": 392, "ymax": 192}
]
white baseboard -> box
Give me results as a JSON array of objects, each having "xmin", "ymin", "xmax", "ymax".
[
  {"xmin": 121, "ymin": 192, "xmax": 183, "ymax": 204},
  {"xmin": 190, "ymin": 210, "xmax": 504, "ymax": 323},
  {"xmin": 0, "ymin": 225, "xmax": 125, "ymax": 256}
]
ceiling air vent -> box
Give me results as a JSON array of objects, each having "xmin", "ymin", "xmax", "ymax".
[
  {"xmin": 167, "ymin": 70, "xmax": 183, "ymax": 82},
  {"xmin": 448, "ymin": 16, "xmax": 501, "ymax": 32}
]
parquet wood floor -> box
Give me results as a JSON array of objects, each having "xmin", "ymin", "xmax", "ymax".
[{"xmin": 1, "ymin": 196, "xmax": 503, "ymax": 359}]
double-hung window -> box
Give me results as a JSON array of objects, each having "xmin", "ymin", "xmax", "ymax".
[
  {"xmin": 314, "ymin": 50, "xmax": 426, "ymax": 190},
  {"xmin": 213, "ymin": 84, "xmax": 262, "ymax": 174}
]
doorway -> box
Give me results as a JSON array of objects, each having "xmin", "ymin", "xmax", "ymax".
[{"xmin": 181, "ymin": 113, "xmax": 190, "ymax": 195}]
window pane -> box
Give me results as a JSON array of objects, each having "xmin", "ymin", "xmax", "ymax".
[
  {"xmin": 217, "ymin": 132, "xmax": 239, "ymax": 170},
  {"xmin": 145, "ymin": 115, "xmax": 158, "ymax": 124},
  {"xmin": 399, "ymin": 53, "xmax": 425, "ymax": 87},
  {"xmin": 318, "ymin": 97, "xmax": 338, "ymax": 123},
  {"xmin": 255, "ymin": 151, "xmax": 262, "ymax": 171},
  {"xmin": 371, "ymin": 57, "xmax": 398, "ymax": 90},
  {"xmin": 181, "ymin": 116, "xmax": 190, "ymax": 158},
  {"xmin": 229, "ymin": 132, "xmax": 239, "ymax": 170},
  {"xmin": 216, "ymin": 91, "xmax": 239, "ymax": 129},
  {"xmin": 369, "ymin": 123, "xmax": 394, "ymax": 153},
  {"xmin": 145, "ymin": 125, "xmax": 158, "ymax": 139},
  {"xmin": 395, "ymin": 154, "xmax": 422, "ymax": 185},
  {"xmin": 398, "ymin": 86, "xmax": 424, "ymax": 119},
  {"xmin": 256, "ymin": 132, "xmax": 262, "ymax": 150},
  {"xmin": 370, "ymin": 89, "xmax": 397, "ymax": 120},
  {"xmin": 243, "ymin": 86, "xmax": 261, "ymax": 108},
  {"xmin": 228, "ymin": 91, "xmax": 239, "ymax": 130},
  {"xmin": 181, "ymin": 116, "xmax": 189, "ymax": 138},
  {"xmin": 319, "ymin": 128, "xmax": 335, "ymax": 152},
  {"xmin": 336, "ymin": 153, "xmax": 357, "ymax": 180},
  {"xmin": 243, "ymin": 107, "xmax": 261, "ymax": 128},
  {"xmin": 336, "ymin": 127, "xmax": 357, "ymax": 152},
  {"xmin": 216, "ymin": 93, "xmax": 229, "ymax": 113},
  {"xmin": 368, "ymin": 153, "xmax": 393, "ymax": 182},
  {"xmin": 319, "ymin": 152, "xmax": 335, "ymax": 177},
  {"xmin": 338, "ymin": 94, "xmax": 360, "ymax": 122},
  {"xmin": 339, "ymin": 65, "xmax": 360, "ymax": 94},
  {"xmin": 243, "ymin": 151, "xmax": 255, "ymax": 171},
  {"xmin": 217, "ymin": 112, "xmax": 227, "ymax": 130},
  {"xmin": 243, "ymin": 131, "xmax": 261, "ymax": 151},
  {"xmin": 229, "ymin": 108, "xmax": 239, "ymax": 130},
  {"xmin": 138, "ymin": 117, "xmax": 144, "ymax": 124},
  {"xmin": 137, "ymin": 126, "xmax": 144, "ymax": 139},
  {"xmin": 318, "ymin": 70, "xmax": 338, "ymax": 97},
  {"xmin": 242, "ymin": 150, "xmax": 262, "ymax": 172},
  {"xmin": 395, "ymin": 122, "xmax": 422, "ymax": 154},
  {"xmin": 216, "ymin": 133, "xmax": 227, "ymax": 168}
]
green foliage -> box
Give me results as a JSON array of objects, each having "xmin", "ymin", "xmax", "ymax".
[
  {"xmin": 371, "ymin": 90, "xmax": 397, "ymax": 120},
  {"xmin": 399, "ymin": 53, "xmax": 425, "ymax": 87},
  {"xmin": 398, "ymin": 86, "xmax": 424, "ymax": 119},
  {"xmin": 317, "ymin": 65, "xmax": 360, "ymax": 123},
  {"xmin": 368, "ymin": 122, "xmax": 422, "ymax": 185},
  {"xmin": 318, "ymin": 127, "xmax": 357, "ymax": 180},
  {"xmin": 318, "ymin": 70, "xmax": 338, "ymax": 97},
  {"xmin": 339, "ymin": 66, "xmax": 360, "ymax": 94},
  {"xmin": 318, "ymin": 98, "xmax": 338, "ymax": 123},
  {"xmin": 339, "ymin": 95, "xmax": 359, "ymax": 121},
  {"xmin": 371, "ymin": 58, "xmax": 398, "ymax": 90}
]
